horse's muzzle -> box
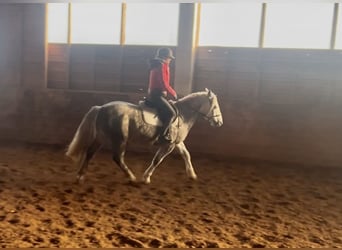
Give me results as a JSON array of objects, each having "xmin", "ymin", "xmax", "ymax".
[
  {"xmin": 216, "ymin": 120, "xmax": 223, "ymax": 127},
  {"xmin": 211, "ymin": 119, "xmax": 223, "ymax": 127}
]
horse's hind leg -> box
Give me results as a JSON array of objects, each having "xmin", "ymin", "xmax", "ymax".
[
  {"xmin": 175, "ymin": 142, "xmax": 197, "ymax": 180},
  {"xmin": 77, "ymin": 141, "xmax": 101, "ymax": 183},
  {"xmin": 112, "ymin": 142, "xmax": 136, "ymax": 182},
  {"xmin": 142, "ymin": 144, "xmax": 175, "ymax": 184}
]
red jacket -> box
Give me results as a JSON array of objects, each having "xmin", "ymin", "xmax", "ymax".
[{"xmin": 148, "ymin": 61, "xmax": 177, "ymax": 98}]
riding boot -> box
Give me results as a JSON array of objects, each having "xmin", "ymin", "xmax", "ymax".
[
  {"xmin": 163, "ymin": 128, "xmax": 172, "ymax": 141},
  {"xmin": 157, "ymin": 126, "xmax": 172, "ymax": 144}
]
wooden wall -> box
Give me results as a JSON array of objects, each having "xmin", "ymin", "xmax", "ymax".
[
  {"xmin": 47, "ymin": 44, "xmax": 176, "ymax": 93},
  {"xmin": 0, "ymin": 4, "xmax": 23, "ymax": 87},
  {"xmin": 192, "ymin": 47, "xmax": 342, "ymax": 166},
  {"xmin": 1, "ymin": 3, "xmax": 342, "ymax": 168}
]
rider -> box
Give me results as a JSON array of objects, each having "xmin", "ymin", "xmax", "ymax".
[{"xmin": 147, "ymin": 47, "xmax": 178, "ymax": 143}]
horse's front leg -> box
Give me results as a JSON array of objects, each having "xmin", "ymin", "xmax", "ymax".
[
  {"xmin": 175, "ymin": 142, "xmax": 197, "ymax": 180},
  {"xmin": 142, "ymin": 144, "xmax": 175, "ymax": 184}
]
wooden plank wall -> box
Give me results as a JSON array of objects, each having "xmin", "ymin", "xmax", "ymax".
[
  {"xmin": 94, "ymin": 45, "xmax": 122, "ymax": 91},
  {"xmin": 21, "ymin": 4, "xmax": 46, "ymax": 89},
  {"xmin": 47, "ymin": 44, "xmax": 70, "ymax": 89},
  {"xmin": 194, "ymin": 47, "xmax": 342, "ymax": 104},
  {"xmin": 192, "ymin": 47, "xmax": 342, "ymax": 166},
  {"xmin": 47, "ymin": 44, "xmax": 176, "ymax": 93},
  {"xmin": 0, "ymin": 5, "xmax": 23, "ymax": 87},
  {"xmin": 121, "ymin": 46, "xmax": 156, "ymax": 93}
]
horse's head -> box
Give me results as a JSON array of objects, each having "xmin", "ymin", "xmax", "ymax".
[{"xmin": 201, "ymin": 88, "xmax": 223, "ymax": 127}]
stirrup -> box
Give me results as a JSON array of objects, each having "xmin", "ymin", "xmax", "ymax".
[
  {"xmin": 154, "ymin": 134, "xmax": 171, "ymax": 145},
  {"xmin": 164, "ymin": 132, "xmax": 171, "ymax": 140},
  {"xmin": 160, "ymin": 137, "xmax": 171, "ymax": 143}
]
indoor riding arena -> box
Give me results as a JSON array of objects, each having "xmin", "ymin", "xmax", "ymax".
[{"xmin": 1, "ymin": 2, "xmax": 342, "ymax": 248}]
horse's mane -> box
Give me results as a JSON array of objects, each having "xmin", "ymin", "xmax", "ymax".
[{"xmin": 176, "ymin": 91, "xmax": 207, "ymax": 105}]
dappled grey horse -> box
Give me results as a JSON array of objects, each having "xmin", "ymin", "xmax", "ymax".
[{"xmin": 66, "ymin": 88, "xmax": 223, "ymax": 184}]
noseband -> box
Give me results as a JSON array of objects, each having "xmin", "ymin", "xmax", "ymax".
[
  {"xmin": 185, "ymin": 96, "xmax": 220, "ymax": 122},
  {"xmin": 198, "ymin": 110, "xmax": 221, "ymax": 121}
]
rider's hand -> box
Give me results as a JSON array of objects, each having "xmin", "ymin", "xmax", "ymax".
[{"xmin": 174, "ymin": 94, "xmax": 178, "ymax": 100}]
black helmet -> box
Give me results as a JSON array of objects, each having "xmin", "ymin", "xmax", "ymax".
[{"xmin": 155, "ymin": 47, "xmax": 175, "ymax": 59}]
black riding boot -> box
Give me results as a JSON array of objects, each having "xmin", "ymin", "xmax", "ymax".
[
  {"xmin": 148, "ymin": 90, "xmax": 176, "ymax": 144},
  {"xmin": 160, "ymin": 126, "xmax": 171, "ymax": 142}
]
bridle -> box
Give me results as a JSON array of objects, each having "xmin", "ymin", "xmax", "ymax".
[
  {"xmin": 184, "ymin": 96, "xmax": 221, "ymax": 122},
  {"xmin": 198, "ymin": 110, "xmax": 221, "ymax": 122}
]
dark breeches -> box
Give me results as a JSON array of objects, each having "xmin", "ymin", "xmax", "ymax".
[{"xmin": 149, "ymin": 90, "xmax": 176, "ymax": 133}]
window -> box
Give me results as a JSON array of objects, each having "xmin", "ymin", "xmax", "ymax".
[
  {"xmin": 264, "ymin": 3, "xmax": 334, "ymax": 49},
  {"xmin": 199, "ymin": 3, "xmax": 262, "ymax": 47},
  {"xmin": 125, "ymin": 3, "xmax": 179, "ymax": 45},
  {"xmin": 71, "ymin": 3, "xmax": 122, "ymax": 44},
  {"xmin": 47, "ymin": 3, "xmax": 68, "ymax": 43}
]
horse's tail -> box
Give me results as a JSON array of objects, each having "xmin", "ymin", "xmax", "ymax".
[{"xmin": 66, "ymin": 105, "xmax": 101, "ymax": 162}]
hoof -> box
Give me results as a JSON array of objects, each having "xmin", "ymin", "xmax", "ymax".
[
  {"xmin": 76, "ymin": 175, "xmax": 85, "ymax": 184},
  {"xmin": 129, "ymin": 175, "xmax": 137, "ymax": 183},
  {"xmin": 142, "ymin": 176, "xmax": 151, "ymax": 184},
  {"xmin": 189, "ymin": 175, "xmax": 197, "ymax": 181}
]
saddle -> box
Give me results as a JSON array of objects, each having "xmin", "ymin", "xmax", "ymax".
[{"xmin": 138, "ymin": 98, "xmax": 179, "ymax": 141}]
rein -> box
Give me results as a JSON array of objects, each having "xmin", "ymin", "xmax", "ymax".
[{"xmin": 180, "ymin": 99, "xmax": 220, "ymax": 121}]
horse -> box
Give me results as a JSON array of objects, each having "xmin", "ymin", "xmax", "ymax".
[{"xmin": 65, "ymin": 88, "xmax": 223, "ymax": 184}]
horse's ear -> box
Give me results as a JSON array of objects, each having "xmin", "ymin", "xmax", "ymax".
[{"xmin": 205, "ymin": 88, "xmax": 214, "ymax": 99}]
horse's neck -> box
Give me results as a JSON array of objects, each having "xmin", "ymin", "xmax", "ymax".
[{"xmin": 176, "ymin": 95, "xmax": 204, "ymax": 128}]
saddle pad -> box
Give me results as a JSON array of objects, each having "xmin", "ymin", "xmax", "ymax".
[{"xmin": 141, "ymin": 106, "xmax": 163, "ymax": 126}]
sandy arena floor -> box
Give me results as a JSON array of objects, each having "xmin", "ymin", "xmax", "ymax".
[{"xmin": 0, "ymin": 143, "xmax": 341, "ymax": 248}]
